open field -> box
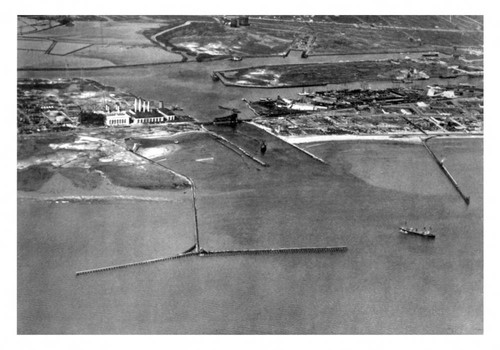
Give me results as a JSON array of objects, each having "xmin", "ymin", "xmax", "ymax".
[
  {"xmin": 20, "ymin": 19, "xmax": 173, "ymax": 46},
  {"xmin": 49, "ymin": 42, "xmax": 91, "ymax": 55},
  {"xmin": 18, "ymin": 17, "xmax": 184, "ymax": 69},
  {"xmin": 75, "ymin": 44, "xmax": 181, "ymax": 65},
  {"xmin": 17, "ymin": 50, "xmax": 115, "ymax": 69},
  {"xmin": 17, "ymin": 127, "xmax": 196, "ymax": 193},
  {"xmin": 253, "ymin": 15, "xmax": 482, "ymax": 31},
  {"xmin": 155, "ymin": 21, "xmax": 294, "ymax": 58},
  {"xmin": 151, "ymin": 16, "xmax": 482, "ymax": 60},
  {"xmin": 18, "ymin": 38, "xmax": 53, "ymax": 52},
  {"xmin": 18, "ymin": 16, "xmax": 483, "ymax": 69},
  {"xmin": 217, "ymin": 59, "xmax": 467, "ymax": 87}
]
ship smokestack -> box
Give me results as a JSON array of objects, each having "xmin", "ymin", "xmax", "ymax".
[{"xmin": 134, "ymin": 98, "xmax": 137, "ymax": 112}]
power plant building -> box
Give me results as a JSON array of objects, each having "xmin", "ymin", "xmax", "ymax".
[
  {"xmin": 102, "ymin": 98, "xmax": 177, "ymax": 126},
  {"xmin": 105, "ymin": 111, "xmax": 130, "ymax": 126}
]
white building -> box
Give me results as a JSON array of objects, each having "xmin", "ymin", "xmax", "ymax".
[{"xmin": 104, "ymin": 111, "xmax": 130, "ymax": 126}]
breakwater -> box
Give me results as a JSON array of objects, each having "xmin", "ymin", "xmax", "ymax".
[
  {"xmin": 200, "ymin": 246, "xmax": 348, "ymax": 257},
  {"xmin": 203, "ymin": 127, "xmax": 269, "ymax": 167},
  {"xmin": 422, "ymin": 138, "xmax": 470, "ymax": 205},
  {"xmin": 76, "ymin": 246, "xmax": 348, "ymax": 276},
  {"xmin": 76, "ymin": 252, "xmax": 198, "ymax": 276},
  {"xmin": 246, "ymin": 122, "xmax": 327, "ymax": 164}
]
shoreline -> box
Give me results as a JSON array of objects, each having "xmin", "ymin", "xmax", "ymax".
[
  {"xmin": 284, "ymin": 133, "xmax": 484, "ymax": 144},
  {"xmin": 247, "ymin": 121, "xmax": 483, "ymax": 145}
]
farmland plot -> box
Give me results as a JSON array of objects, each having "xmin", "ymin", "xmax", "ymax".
[
  {"xmin": 18, "ymin": 39, "xmax": 53, "ymax": 52},
  {"xmin": 75, "ymin": 44, "xmax": 182, "ymax": 65},
  {"xmin": 50, "ymin": 42, "xmax": 91, "ymax": 55}
]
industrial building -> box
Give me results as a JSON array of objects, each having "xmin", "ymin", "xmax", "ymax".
[
  {"xmin": 101, "ymin": 98, "xmax": 176, "ymax": 126},
  {"xmin": 222, "ymin": 16, "xmax": 250, "ymax": 27},
  {"xmin": 105, "ymin": 111, "xmax": 130, "ymax": 126},
  {"xmin": 129, "ymin": 98, "xmax": 176, "ymax": 124}
]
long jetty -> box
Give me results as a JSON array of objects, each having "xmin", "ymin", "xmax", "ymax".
[
  {"xmin": 76, "ymin": 252, "xmax": 198, "ymax": 276},
  {"xmin": 76, "ymin": 246, "xmax": 347, "ymax": 276},
  {"xmin": 422, "ymin": 139, "xmax": 470, "ymax": 205},
  {"xmin": 130, "ymin": 150, "xmax": 201, "ymax": 251},
  {"xmin": 201, "ymin": 246, "xmax": 348, "ymax": 257},
  {"xmin": 202, "ymin": 127, "xmax": 269, "ymax": 167},
  {"xmin": 246, "ymin": 121, "xmax": 327, "ymax": 165}
]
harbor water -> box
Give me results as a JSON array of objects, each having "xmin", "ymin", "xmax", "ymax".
[
  {"xmin": 18, "ymin": 136, "xmax": 482, "ymax": 334},
  {"xmin": 18, "ymin": 55, "xmax": 482, "ymax": 334}
]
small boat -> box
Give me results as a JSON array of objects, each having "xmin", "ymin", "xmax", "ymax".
[
  {"xmin": 399, "ymin": 225, "xmax": 435, "ymax": 239},
  {"xmin": 260, "ymin": 141, "xmax": 267, "ymax": 154},
  {"xmin": 230, "ymin": 56, "xmax": 242, "ymax": 61}
]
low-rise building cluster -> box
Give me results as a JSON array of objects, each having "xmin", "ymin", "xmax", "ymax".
[{"xmin": 250, "ymin": 85, "xmax": 483, "ymax": 136}]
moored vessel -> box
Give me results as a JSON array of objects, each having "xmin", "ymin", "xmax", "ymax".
[{"xmin": 399, "ymin": 225, "xmax": 435, "ymax": 238}]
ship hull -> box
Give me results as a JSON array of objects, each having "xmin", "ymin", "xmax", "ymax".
[{"xmin": 399, "ymin": 228, "xmax": 436, "ymax": 239}]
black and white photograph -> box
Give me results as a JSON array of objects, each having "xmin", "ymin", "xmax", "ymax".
[{"xmin": 9, "ymin": 1, "xmax": 497, "ymax": 344}]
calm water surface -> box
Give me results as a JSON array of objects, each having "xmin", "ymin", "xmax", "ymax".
[
  {"xmin": 18, "ymin": 57, "xmax": 482, "ymax": 334},
  {"xmin": 18, "ymin": 136, "xmax": 482, "ymax": 334}
]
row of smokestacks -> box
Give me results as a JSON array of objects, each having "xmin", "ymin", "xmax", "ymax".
[
  {"xmin": 133, "ymin": 98, "xmax": 164, "ymax": 113},
  {"xmin": 104, "ymin": 98, "xmax": 164, "ymax": 113},
  {"xmin": 134, "ymin": 98, "xmax": 149, "ymax": 113}
]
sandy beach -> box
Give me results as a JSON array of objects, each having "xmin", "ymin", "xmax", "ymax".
[{"xmin": 248, "ymin": 121, "xmax": 483, "ymax": 145}]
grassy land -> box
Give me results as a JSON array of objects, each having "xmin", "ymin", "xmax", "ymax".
[
  {"xmin": 18, "ymin": 133, "xmax": 77, "ymax": 160},
  {"xmin": 155, "ymin": 21, "xmax": 295, "ymax": 57},
  {"xmin": 150, "ymin": 16, "xmax": 482, "ymax": 60},
  {"xmin": 95, "ymin": 163, "xmax": 190, "ymax": 190},
  {"xmin": 218, "ymin": 59, "xmax": 460, "ymax": 87},
  {"xmin": 18, "ymin": 165, "xmax": 55, "ymax": 191},
  {"xmin": 58, "ymin": 168, "xmax": 104, "ymax": 190},
  {"xmin": 17, "ymin": 127, "xmax": 195, "ymax": 193}
]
